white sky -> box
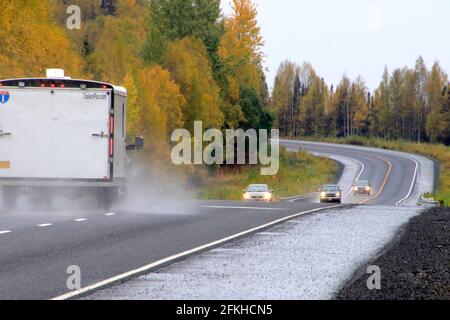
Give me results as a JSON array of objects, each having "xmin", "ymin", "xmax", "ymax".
[{"xmin": 221, "ymin": 0, "xmax": 450, "ymax": 91}]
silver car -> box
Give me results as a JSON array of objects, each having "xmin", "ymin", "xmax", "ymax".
[
  {"xmin": 319, "ymin": 185, "xmax": 342, "ymax": 203},
  {"xmin": 243, "ymin": 184, "xmax": 274, "ymax": 202}
]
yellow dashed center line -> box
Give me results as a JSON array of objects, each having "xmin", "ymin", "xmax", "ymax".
[{"xmin": 359, "ymin": 157, "xmax": 393, "ymax": 205}]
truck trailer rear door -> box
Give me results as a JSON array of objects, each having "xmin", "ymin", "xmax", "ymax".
[{"xmin": 0, "ymin": 88, "xmax": 111, "ymax": 180}]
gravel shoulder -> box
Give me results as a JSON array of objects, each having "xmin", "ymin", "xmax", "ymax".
[
  {"xmin": 83, "ymin": 206, "xmax": 424, "ymax": 300},
  {"xmin": 337, "ymin": 207, "xmax": 450, "ymax": 300}
]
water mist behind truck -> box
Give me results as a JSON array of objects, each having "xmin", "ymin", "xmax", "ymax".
[{"xmin": 0, "ymin": 69, "xmax": 143, "ymax": 210}]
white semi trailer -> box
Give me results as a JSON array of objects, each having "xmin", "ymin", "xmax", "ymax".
[{"xmin": 0, "ymin": 69, "xmax": 143, "ymax": 210}]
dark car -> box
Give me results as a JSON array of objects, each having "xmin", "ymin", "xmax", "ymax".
[
  {"xmin": 352, "ymin": 180, "xmax": 372, "ymax": 196},
  {"xmin": 319, "ymin": 185, "xmax": 342, "ymax": 203}
]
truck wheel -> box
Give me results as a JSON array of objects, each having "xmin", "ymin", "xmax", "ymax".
[{"xmin": 3, "ymin": 187, "xmax": 18, "ymax": 211}]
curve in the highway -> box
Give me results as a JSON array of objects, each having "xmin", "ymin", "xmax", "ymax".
[{"xmin": 280, "ymin": 140, "xmax": 430, "ymax": 206}]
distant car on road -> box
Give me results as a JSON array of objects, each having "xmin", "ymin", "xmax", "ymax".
[
  {"xmin": 319, "ymin": 185, "xmax": 342, "ymax": 203},
  {"xmin": 243, "ymin": 184, "xmax": 274, "ymax": 202},
  {"xmin": 352, "ymin": 180, "xmax": 372, "ymax": 196}
]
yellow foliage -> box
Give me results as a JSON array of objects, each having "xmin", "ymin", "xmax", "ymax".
[
  {"xmin": 218, "ymin": 0, "xmax": 264, "ymax": 93},
  {"xmin": 84, "ymin": 9, "xmax": 147, "ymax": 84},
  {"xmin": 135, "ymin": 66, "xmax": 186, "ymax": 155},
  {"xmin": 220, "ymin": 0, "xmax": 264, "ymax": 64},
  {"xmin": 0, "ymin": 0, "xmax": 82, "ymax": 78},
  {"xmin": 123, "ymin": 72, "xmax": 139, "ymax": 138},
  {"xmin": 351, "ymin": 78, "xmax": 369, "ymax": 134},
  {"xmin": 165, "ymin": 37, "xmax": 224, "ymax": 131},
  {"xmin": 226, "ymin": 75, "xmax": 240, "ymax": 104}
]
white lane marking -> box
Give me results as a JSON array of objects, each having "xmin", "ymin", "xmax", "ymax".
[
  {"xmin": 37, "ymin": 223, "xmax": 53, "ymax": 227},
  {"xmin": 52, "ymin": 204, "xmax": 343, "ymax": 300},
  {"xmin": 105, "ymin": 213, "xmax": 116, "ymax": 216},
  {"xmin": 0, "ymin": 230, "xmax": 12, "ymax": 235},
  {"xmin": 202, "ymin": 206, "xmax": 286, "ymax": 211},
  {"xmin": 74, "ymin": 219, "xmax": 87, "ymax": 222},
  {"xmin": 343, "ymin": 158, "xmax": 365, "ymax": 199},
  {"xmin": 395, "ymin": 155, "xmax": 419, "ymax": 206}
]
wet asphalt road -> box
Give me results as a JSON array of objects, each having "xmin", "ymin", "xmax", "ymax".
[{"xmin": 0, "ymin": 141, "xmax": 425, "ymax": 299}]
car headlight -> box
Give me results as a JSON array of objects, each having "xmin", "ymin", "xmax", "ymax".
[
  {"xmin": 264, "ymin": 192, "xmax": 272, "ymax": 200},
  {"xmin": 320, "ymin": 192, "xmax": 326, "ymax": 197},
  {"xmin": 353, "ymin": 187, "xmax": 358, "ymax": 191},
  {"xmin": 366, "ymin": 187, "xmax": 371, "ymax": 191},
  {"xmin": 336, "ymin": 192, "xmax": 341, "ymax": 197},
  {"xmin": 243, "ymin": 193, "xmax": 250, "ymax": 200}
]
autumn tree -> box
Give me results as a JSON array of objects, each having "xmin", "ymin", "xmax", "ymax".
[
  {"xmin": 164, "ymin": 37, "xmax": 224, "ymax": 131},
  {"xmin": 136, "ymin": 65, "xmax": 185, "ymax": 140},
  {"xmin": 368, "ymin": 90, "xmax": 380, "ymax": 136},
  {"xmin": 438, "ymin": 87, "xmax": 450, "ymax": 145},
  {"xmin": 0, "ymin": 0, "xmax": 82, "ymax": 78},
  {"xmin": 299, "ymin": 76, "xmax": 329, "ymax": 136},
  {"xmin": 388, "ymin": 68, "xmax": 405, "ymax": 138},
  {"xmin": 81, "ymin": 1, "xmax": 148, "ymax": 83},
  {"xmin": 123, "ymin": 72, "xmax": 139, "ymax": 139},
  {"xmin": 351, "ymin": 77, "xmax": 370, "ymax": 136},
  {"xmin": 374, "ymin": 68, "xmax": 393, "ymax": 138},
  {"xmin": 414, "ymin": 56, "xmax": 428, "ymax": 143},
  {"xmin": 426, "ymin": 62, "xmax": 448, "ymax": 142},
  {"xmin": 219, "ymin": 0, "xmax": 265, "ymax": 96},
  {"xmin": 271, "ymin": 61, "xmax": 301, "ymax": 137},
  {"xmin": 328, "ymin": 76, "xmax": 351, "ymax": 137}
]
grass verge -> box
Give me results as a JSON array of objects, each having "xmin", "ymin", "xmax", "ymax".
[
  {"xmin": 304, "ymin": 136, "xmax": 450, "ymax": 206},
  {"xmin": 195, "ymin": 148, "xmax": 338, "ymax": 201}
]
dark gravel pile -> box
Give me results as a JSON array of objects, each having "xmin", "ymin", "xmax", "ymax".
[{"xmin": 337, "ymin": 207, "xmax": 449, "ymax": 300}]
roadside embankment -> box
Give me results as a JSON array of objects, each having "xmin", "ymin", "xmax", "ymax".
[{"xmin": 337, "ymin": 207, "xmax": 450, "ymax": 300}]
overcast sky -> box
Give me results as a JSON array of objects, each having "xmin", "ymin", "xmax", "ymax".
[{"xmin": 221, "ymin": 0, "xmax": 450, "ymax": 91}]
